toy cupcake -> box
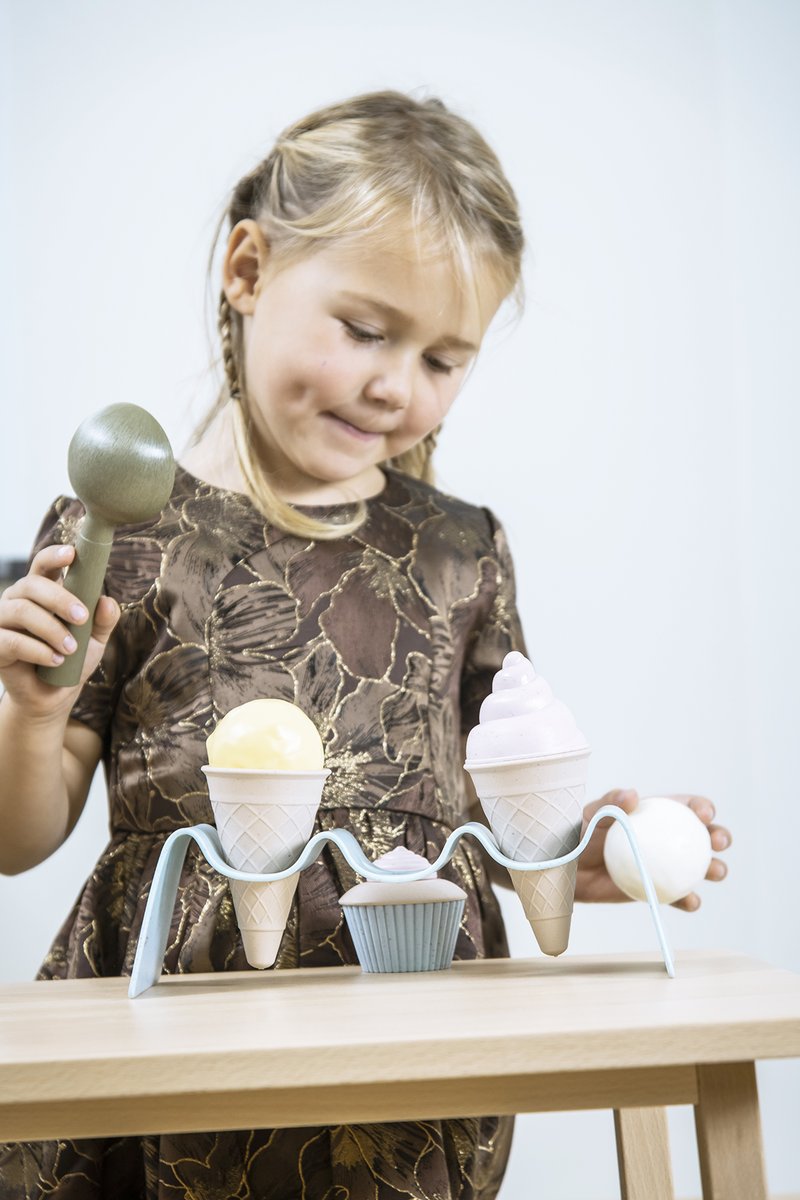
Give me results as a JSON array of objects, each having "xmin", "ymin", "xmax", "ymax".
[{"xmin": 340, "ymin": 847, "xmax": 466, "ymax": 973}]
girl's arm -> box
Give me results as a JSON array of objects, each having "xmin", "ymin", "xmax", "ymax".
[
  {"xmin": 0, "ymin": 705, "xmax": 102, "ymax": 874},
  {"xmin": 0, "ymin": 543, "xmax": 118, "ymax": 874}
]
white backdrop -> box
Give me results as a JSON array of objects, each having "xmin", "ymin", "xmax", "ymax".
[{"xmin": 1, "ymin": 2, "xmax": 798, "ymax": 1196}]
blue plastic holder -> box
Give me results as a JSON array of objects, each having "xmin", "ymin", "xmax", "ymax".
[{"xmin": 128, "ymin": 805, "xmax": 674, "ymax": 996}]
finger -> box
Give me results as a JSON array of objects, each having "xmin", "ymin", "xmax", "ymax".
[
  {"xmin": 3, "ymin": 573, "xmax": 90, "ymax": 630},
  {"xmin": 672, "ymin": 892, "xmax": 701, "ymax": 912},
  {"xmin": 708, "ymin": 824, "xmax": 731, "ymax": 852},
  {"xmin": 0, "ymin": 596, "xmax": 80, "ymax": 658},
  {"xmin": 676, "ymin": 794, "xmax": 716, "ymax": 824},
  {"xmin": 29, "ymin": 543, "xmax": 75, "ymax": 580},
  {"xmin": 705, "ymin": 857, "xmax": 727, "ymax": 882},
  {"xmin": 0, "ymin": 627, "xmax": 68, "ymax": 668}
]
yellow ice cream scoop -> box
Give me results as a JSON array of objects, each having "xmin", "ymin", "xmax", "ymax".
[{"xmin": 206, "ymin": 698, "xmax": 324, "ymax": 770}]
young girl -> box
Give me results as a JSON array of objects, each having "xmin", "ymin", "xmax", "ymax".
[{"xmin": 0, "ymin": 91, "xmax": 729, "ymax": 1199}]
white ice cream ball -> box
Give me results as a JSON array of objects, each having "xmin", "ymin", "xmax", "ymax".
[{"xmin": 603, "ymin": 796, "xmax": 713, "ymax": 904}]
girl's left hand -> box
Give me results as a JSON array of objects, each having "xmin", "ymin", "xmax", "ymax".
[{"xmin": 575, "ymin": 789, "xmax": 731, "ymax": 911}]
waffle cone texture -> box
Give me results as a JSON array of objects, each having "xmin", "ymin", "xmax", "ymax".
[
  {"xmin": 202, "ymin": 767, "xmax": 328, "ymax": 968},
  {"xmin": 466, "ymin": 750, "xmax": 590, "ymax": 956}
]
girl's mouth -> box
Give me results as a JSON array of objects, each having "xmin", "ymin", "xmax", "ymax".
[{"xmin": 323, "ymin": 413, "xmax": 382, "ymax": 443}]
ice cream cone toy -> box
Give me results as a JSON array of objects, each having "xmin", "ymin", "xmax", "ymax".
[
  {"xmin": 204, "ymin": 698, "xmax": 329, "ymax": 969},
  {"xmin": 202, "ymin": 765, "xmax": 329, "ymax": 968},
  {"xmin": 465, "ymin": 651, "xmax": 590, "ymax": 957},
  {"xmin": 127, "ymin": 803, "xmax": 676, "ymax": 996},
  {"xmin": 128, "ymin": 677, "xmax": 678, "ymax": 996}
]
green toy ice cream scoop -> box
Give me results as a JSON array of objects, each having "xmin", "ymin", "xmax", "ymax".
[{"xmin": 38, "ymin": 403, "xmax": 175, "ymax": 688}]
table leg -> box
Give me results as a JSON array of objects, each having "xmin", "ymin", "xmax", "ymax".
[
  {"xmin": 614, "ymin": 1106, "xmax": 675, "ymax": 1200},
  {"xmin": 694, "ymin": 1061, "xmax": 768, "ymax": 1200}
]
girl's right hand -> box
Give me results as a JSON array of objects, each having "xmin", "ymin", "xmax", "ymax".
[{"xmin": 0, "ymin": 544, "xmax": 120, "ymax": 718}]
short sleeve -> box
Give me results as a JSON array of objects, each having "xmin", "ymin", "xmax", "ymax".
[
  {"xmin": 28, "ymin": 497, "xmax": 124, "ymax": 745},
  {"xmin": 459, "ymin": 509, "xmax": 528, "ymax": 735}
]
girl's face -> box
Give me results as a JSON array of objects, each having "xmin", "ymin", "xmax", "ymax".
[{"xmin": 224, "ymin": 221, "xmax": 499, "ymax": 504}]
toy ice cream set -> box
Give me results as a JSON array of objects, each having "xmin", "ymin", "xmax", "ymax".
[
  {"xmin": 41, "ymin": 407, "xmax": 713, "ymax": 999},
  {"xmin": 128, "ymin": 652, "xmax": 714, "ymax": 996}
]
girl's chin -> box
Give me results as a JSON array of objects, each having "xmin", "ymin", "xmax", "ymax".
[{"xmin": 280, "ymin": 462, "xmax": 386, "ymax": 505}]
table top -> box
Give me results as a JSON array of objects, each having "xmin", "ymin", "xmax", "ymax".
[{"xmin": 3, "ymin": 950, "xmax": 800, "ymax": 1112}]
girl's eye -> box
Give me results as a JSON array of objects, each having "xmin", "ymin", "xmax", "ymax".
[
  {"xmin": 343, "ymin": 321, "xmax": 456, "ymax": 375},
  {"xmin": 425, "ymin": 356, "xmax": 454, "ymax": 375},
  {"xmin": 343, "ymin": 321, "xmax": 382, "ymax": 344}
]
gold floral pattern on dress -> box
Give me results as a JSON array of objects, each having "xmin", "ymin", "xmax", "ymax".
[{"xmin": 0, "ymin": 467, "xmax": 525, "ymax": 1200}]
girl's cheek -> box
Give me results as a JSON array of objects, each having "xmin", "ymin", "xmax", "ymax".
[{"xmin": 318, "ymin": 356, "xmax": 360, "ymax": 395}]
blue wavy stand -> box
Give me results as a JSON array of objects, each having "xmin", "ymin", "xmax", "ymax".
[{"xmin": 128, "ymin": 805, "xmax": 674, "ymax": 996}]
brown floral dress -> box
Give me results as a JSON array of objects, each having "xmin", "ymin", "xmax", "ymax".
[{"xmin": 1, "ymin": 466, "xmax": 526, "ymax": 1200}]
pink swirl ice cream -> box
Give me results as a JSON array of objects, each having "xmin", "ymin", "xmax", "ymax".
[
  {"xmin": 464, "ymin": 651, "xmax": 590, "ymax": 957},
  {"xmin": 465, "ymin": 651, "xmax": 588, "ymax": 764}
]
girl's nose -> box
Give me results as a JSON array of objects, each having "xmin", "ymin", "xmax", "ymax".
[{"xmin": 363, "ymin": 355, "xmax": 414, "ymax": 410}]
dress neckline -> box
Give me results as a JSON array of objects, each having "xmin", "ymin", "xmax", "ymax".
[{"xmin": 174, "ymin": 463, "xmax": 403, "ymax": 517}]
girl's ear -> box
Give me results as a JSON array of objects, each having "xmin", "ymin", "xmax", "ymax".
[{"xmin": 222, "ymin": 220, "xmax": 270, "ymax": 315}]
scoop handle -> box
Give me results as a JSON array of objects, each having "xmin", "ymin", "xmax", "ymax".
[{"xmin": 37, "ymin": 519, "xmax": 113, "ymax": 688}]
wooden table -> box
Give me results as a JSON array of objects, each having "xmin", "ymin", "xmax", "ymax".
[{"xmin": 2, "ymin": 950, "xmax": 799, "ymax": 1199}]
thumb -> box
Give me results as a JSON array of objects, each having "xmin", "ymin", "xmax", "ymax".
[
  {"xmin": 590, "ymin": 787, "xmax": 640, "ymax": 828},
  {"xmin": 606, "ymin": 787, "xmax": 639, "ymax": 813},
  {"xmin": 90, "ymin": 595, "xmax": 121, "ymax": 645}
]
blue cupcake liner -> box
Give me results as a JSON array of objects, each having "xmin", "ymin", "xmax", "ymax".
[{"xmin": 343, "ymin": 899, "xmax": 465, "ymax": 972}]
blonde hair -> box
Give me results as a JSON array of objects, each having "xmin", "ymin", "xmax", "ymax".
[{"xmin": 195, "ymin": 90, "xmax": 525, "ymax": 539}]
